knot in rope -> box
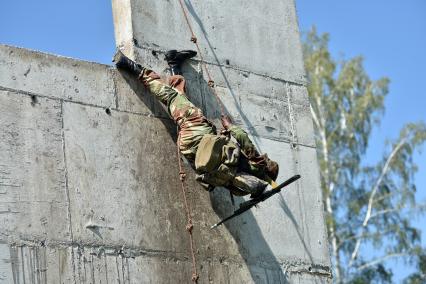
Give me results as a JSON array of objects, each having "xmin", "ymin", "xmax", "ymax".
[
  {"xmin": 179, "ymin": 171, "xmax": 186, "ymax": 181},
  {"xmin": 186, "ymin": 222, "xmax": 194, "ymax": 233},
  {"xmin": 192, "ymin": 273, "xmax": 199, "ymax": 282}
]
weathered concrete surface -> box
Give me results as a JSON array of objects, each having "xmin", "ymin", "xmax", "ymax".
[
  {"xmin": 0, "ymin": 45, "xmax": 115, "ymax": 107},
  {"xmin": 111, "ymin": 0, "xmax": 331, "ymax": 281},
  {"xmin": 0, "ymin": 90, "xmax": 70, "ymax": 243},
  {"xmin": 124, "ymin": 0, "xmax": 306, "ymax": 84},
  {"xmin": 0, "ymin": 0, "xmax": 331, "ymax": 283}
]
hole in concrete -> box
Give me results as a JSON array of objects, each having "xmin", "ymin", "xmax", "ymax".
[
  {"xmin": 31, "ymin": 95, "xmax": 38, "ymax": 106},
  {"xmin": 105, "ymin": 108, "xmax": 111, "ymax": 115},
  {"xmin": 225, "ymin": 59, "xmax": 230, "ymax": 65},
  {"xmin": 152, "ymin": 50, "xmax": 157, "ymax": 57},
  {"xmin": 308, "ymin": 266, "xmax": 312, "ymax": 272},
  {"xmin": 133, "ymin": 38, "xmax": 139, "ymax": 46}
]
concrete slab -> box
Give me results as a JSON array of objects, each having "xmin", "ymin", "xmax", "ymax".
[
  {"xmin": 0, "ymin": 243, "xmax": 14, "ymax": 284},
  {"xmin": 294, "ymin": 145, "xmax": 330, "ymax": 266},
  {"xmin": 125, "ymin": 0, "xmax": 306, "ymax": 84},
  {"xmin": 241, "ymin": 92, "xmax": 292, "ymax": 142},
  {"xmin": 0, "ymin": 244, "xmax": 74, "ymax": 284},
  {"xmin": 0, "ymin": 44, "xmax": 115, "ymax": 107},
  {"xmin": 63, "ymin": 102, "xmax": 188, "ymax": 249},
  {"xmin": 292, "ymin": 103, "xmax": 316, "ymax": 147},
  {"xmin": 0, "ymin": 90, "xmax": 70, "ymax": 242}
]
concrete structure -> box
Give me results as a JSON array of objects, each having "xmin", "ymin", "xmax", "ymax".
[{"xmin": 0, "ymin": 0, "xmax": 331, "ymax": 283}]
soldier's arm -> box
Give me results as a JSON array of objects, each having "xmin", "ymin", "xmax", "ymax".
[
  {"xmin": 221, "ymin": 115, "xmax": 258, "ymax": 157},
  {"xmin": 229, "ymin": 125, "xmax": 261, "ymax": 159}
]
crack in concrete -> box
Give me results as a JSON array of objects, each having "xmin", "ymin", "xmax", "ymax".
[
  {"xmin": 0, "ymin": 182, "xmax": 21, "ymax": 188},
  {"xmin": 108, "ymin": 67, "xmax": 120, "ymax": 110},
  {"xmin": 0, "ymin": 209, "xmax": 20, "ymax": 214},
  {"xmin": 60, "ymin": 100, "xmax": 77, "ymax": 284},
  {"xmin": 3, "ymin": 240, "xmax": 332, "ymax": 278}
]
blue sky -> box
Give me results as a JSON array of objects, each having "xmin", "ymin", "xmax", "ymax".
[
  {"xmin": 1, "ymin": 0, "xmax": 425, "ymax": 281},
  {"xmin": 0, "ymin": 1, "xmax": 115, "ymax": 63}
]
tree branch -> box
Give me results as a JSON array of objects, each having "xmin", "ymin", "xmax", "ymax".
[
  {"xmin": 370, "ymin": 203, "xmax": 426, "ymax": 220},
  {"xmin": 338, "ymin": 228, "xmax": 397, "ymax": 249},
  {"xmin": 369, "ymin": 207, "xmax": 402, "ymax": 219},
  {"xmin": 310, "ymin": 104, "xmax": 321, "ymax": 130},
  {"xmin": 356, "ymin": 253, "xmax": 409, "ymax": 271},
  {"xmin": 348, "ymin": 139, "xmax": 406, "ymax": 267}
]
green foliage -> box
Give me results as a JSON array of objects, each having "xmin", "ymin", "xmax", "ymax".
[
  {"xmin": 348, "ymin": 264, "xmax": 393, "ymax": 284},
  {"xmin": 303, "ymin": 27, "xmax": 426, "ymax": 283},
  {"xmin": 404, "ymin": 251, "xmax": 426, "ymax": 283}
]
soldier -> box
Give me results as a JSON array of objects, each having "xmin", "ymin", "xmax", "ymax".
[{"xmin": 113, "ymin": 49, "xmax": 279, "ymax": 198}]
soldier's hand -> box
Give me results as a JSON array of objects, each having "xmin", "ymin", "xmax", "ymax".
[
  {"xmin": 221, "ymin": 115, "xmax": 233, "ymax": 130},
  {"xmin": 220, "ymin": 128, "xmax": 230, "ymax": 136}
]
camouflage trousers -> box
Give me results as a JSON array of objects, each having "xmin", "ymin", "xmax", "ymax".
[{"xmin": 138, "ymin": 69, "xmax": 215, "ymax": 162}]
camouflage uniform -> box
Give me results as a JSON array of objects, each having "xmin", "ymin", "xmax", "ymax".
[
  {"xmin": 139, "ymin": 69, "xmax": 215, "ymax": 162},
  {"xmin": 139, "ymin": 69, "xmax": 271, "ymax": 194}
]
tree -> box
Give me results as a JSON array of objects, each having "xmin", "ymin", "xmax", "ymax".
[
  {"xmin": 302, "ymin": 27, "xmax": 426, "ymax": 283},
  {"xmin": 403, "ymin": 251, "xmax": 426, "ymax": 284}
]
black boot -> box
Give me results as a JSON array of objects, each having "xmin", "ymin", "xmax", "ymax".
[
  {"xmin": 165, "ymin": 49, "xmax": 197, "ymax": 75},
  {"xmin": 113, "ymin": 49, "xmax": 144, "ymax": 76}
]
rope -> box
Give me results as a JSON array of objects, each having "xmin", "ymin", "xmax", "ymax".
[
  {"xmin": 176, "ymin": 0, "xmax": 226, "ymax": 117},
  {"xmin": 177, "ymin": 131, "xmax": 199, "ymax": 283},
  {"xmin": 174, "ymin": 1, "xmax": 230, "ymax": 282}
]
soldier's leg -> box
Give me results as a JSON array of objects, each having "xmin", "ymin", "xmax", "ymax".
[
  {"xmin": 138, "ymin": 69, "xmax": 181, "ymax": 110},
  {"xmin": 113, "ymin": 49, "xmax": 214, "ymax": 161},
  {"xmin": 138, "ymin": 69, "xmax": 215, "ymax": 161},
  {"xmin": 168, "ymin": 75, "xmax": 186, "ymax": 93}
]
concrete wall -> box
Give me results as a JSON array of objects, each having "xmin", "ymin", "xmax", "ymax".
[{"xmin": 0, "ymin": 0, "xmax": 331, "ymax": 283}]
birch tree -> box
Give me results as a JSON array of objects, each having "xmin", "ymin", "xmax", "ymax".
[{"xmin": 303, "ymin": 27, "xmax": 426, "ymax": 283}]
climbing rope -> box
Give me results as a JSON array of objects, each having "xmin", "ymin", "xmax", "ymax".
[
  {"xmin": 176, "ymin": 132, "xmax": 199, "ymax": 283},
  {"xmin": 176, "ymin": 0, "xmax": 226, "ymax": 117},
  {"xmin": 174, "ymin": 0, "xmax": 231, "ymax": 282}
]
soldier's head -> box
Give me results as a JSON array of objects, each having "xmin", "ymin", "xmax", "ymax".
[{"xmin": 266, "ymin": 158, "xmax": 279, "ymax": 181}]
